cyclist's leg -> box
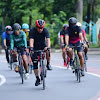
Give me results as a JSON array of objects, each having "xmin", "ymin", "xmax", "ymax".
[
  {"xmin": 44, "ymin": 46, "xmax": 52, "ymax": 70},
  {"xmin": 22, "ymin": 54, "xmax": 28, "ymax": 73},
  {"xmin": 12, "ymin": 48, "xmax": 17, "ymax": 62},
  {"xmin": 77, "ymin": 42, "xmax": 85, "ymax": 76},
  {"xmin": 5, "ymin": 48, "xmax": 9, "ymax": 63},
  {"xmin": 68, "ymin": 43, "xmax": 74, "ymax": 66},
  {"xmin": 84, "ymin": 44, "xmax": 88, "ymax": 60},
  {"xmin": 20, "ymin": 47, "xmax": 29, "ymax": 79},
  {"xmin": 77, "ymin": 41, "xmax": 84, "ymax": 70},
  {"xmin": 62, "ymin": 48, "xmax": 67, "ymax": 66},
  {"xmin": 32, "ymin": 52, "xmax": 40, "ymax": 86}
]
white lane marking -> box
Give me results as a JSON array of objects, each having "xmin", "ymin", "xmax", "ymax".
[
  {"xmin": 52, "ymin": 65, "xmax": 100, "ymax": 100},
  {"xmin": 52, "ymin": 65, "xmax": 100, "ymax": 77},
  {"xmin": 0, "ymin": 75, "xmax": 6, "ymax": 86}
]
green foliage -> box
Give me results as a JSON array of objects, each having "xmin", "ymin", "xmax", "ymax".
[{"xmin": 0, "ymin": 0, "xmax": 100, "ymax": 47}]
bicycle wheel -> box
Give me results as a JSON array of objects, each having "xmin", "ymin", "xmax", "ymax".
[
  {"xmin": 19, "ymin": 58, "xmax": 24, "ymax": 84},
  {"xmin": 83, "ymin": 52, "xmax": 87, "ymax": 72},
  {"xmin": 74, "ymin": 56, "xmax": 81, "ymax": 82},
  {"xmin": 41, "ymin": 60, "xmax": 45, "ymax": 90},
  {"xmin": 9, "ymin": 56, "xmax": 12, "ymax": 70}
]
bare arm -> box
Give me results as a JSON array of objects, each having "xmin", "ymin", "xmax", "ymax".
[
  {"xmin": 60, "ymin": 36, "xmax": 64, "ymax": 44},
  {"xmin": 29, "ymin": 38, "xmax": 34, "ymax": 48},
  {"xmin": 3, "ymin": 39, "xmax": 6, "ymax": 47},
  {"xmin": 65, "ymin": 35, "xmax": 69, "ymax": 45},
  {"xmin": 84, "ymin": 36, "xmax": 88, "ymax": 42},
  {"xmin": 79, "ymin": 33, "xmax": 84, "ymax": 43},
  {"xmin": 46, "ymin": 38, "xmax": 51, "ymax": 48}
]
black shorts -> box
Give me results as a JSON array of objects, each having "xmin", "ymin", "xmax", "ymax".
[
  {"xmin": 14, "ymin": 46, "xmax": 26, "ymax": 56},
  {"xmin": 68, "ymin": 41, "xmax": 83, "ymax": 52},
  {"xmin": 32, "ymin": 45, "xmax": 46, "ymax": 69}
]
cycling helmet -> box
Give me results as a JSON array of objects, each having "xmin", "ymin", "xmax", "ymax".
[
  {"xmin": 22, "ymin": 23, "xmax": 29, "ymax": 29},
  {"xmin": 13, "ymin": 23, "xmax": 21, "ymax": 30},
  {"xmin": 68, "ymin": 17, "xmax": 77, "ymax": 24},
  {"xmin": 63, "ymin": 24, "xmax": 68, "ymax": 29},
  {"xmin": 6, "ymin": 26, "xmax": 12, "ymax": 31},
  {"xmin": 35, "ymin": 19, "xmax": 45, "ymax": 28},
  {"xmin": 76, "ymin": 22, "xmax": 82, "ymax": 27}
]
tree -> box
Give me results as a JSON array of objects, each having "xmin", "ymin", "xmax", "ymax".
[{"xmin": 76, "ymin": 0, "xmax": 83, "ymax": 23}]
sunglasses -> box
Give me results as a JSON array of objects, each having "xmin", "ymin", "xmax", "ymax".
[
  {"xmin": 37, "ymin": 27, "xmax": 43, "ymax": 29},
  {"xmin": 14, "ymin": 29, "xmax": 20, "ymax": 32}
]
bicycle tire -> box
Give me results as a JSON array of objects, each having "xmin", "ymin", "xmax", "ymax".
[
  {"xmin": 83, "ymin": 52, "xmax": 87, "ymax": 72},
  {"xmin": 74, "ymin": 55, "xmax": 81, "ymax": 82},
  {"xmin": 41, "ymin": 60, "xmax": 45, "ymax": 90},
  {"xmin": 19, "ymin": 57, "xmax": 24, "ymax": 84}
]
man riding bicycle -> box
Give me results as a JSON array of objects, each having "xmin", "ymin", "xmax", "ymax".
[
  {"xmin": 29, "ymin": 19, "xmax": 52, "ymax": 86},
  {"xmin": 10, "ymin": 23, "xmax": 29, "ymax": 79},
  {"xmin": 65, "ymin": 17, "xmax": 85, "ymax": 76},
  {"xmin": 22, "ymin": 23, "xmax": 30, "ymax": 46},
  {"xmin": 76, "ymin": 22, "xmax": 89, "ymax": 60},
  {"xmin": 2, "ymin": 26, "xmax": 13, "ymax": 66},
  {"xmin": 60, "ymin": 24, "xmax": 68, "ymax": 67}
]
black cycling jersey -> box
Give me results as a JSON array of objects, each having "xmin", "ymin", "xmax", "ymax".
[
  {"xmin": 60, "ymin": 29, "xmax": 67, "ymax": 44},
  {"xmin": 65, "ymin": 25, "xmax": 82, "ymax": 44},
  {"xmin": 29, "ymin": 27, "xmax": 50, "ymax": 50}
]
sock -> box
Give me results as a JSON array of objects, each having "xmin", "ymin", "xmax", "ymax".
[
  {"xmin": 36, "ymin": 76, "xmax": 40, "ymax": 80},
  {"xmin": 47, "ymin": 62, "xmax": 49, "ymax": 66},
  {"xmin": 26, "ymin": 70, "xmax": 28, "ymax": 73}
]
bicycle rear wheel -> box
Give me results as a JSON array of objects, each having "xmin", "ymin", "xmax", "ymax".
[{"xmin": 74, "ymin": 56, "xmax": 81, "ymax": 82}]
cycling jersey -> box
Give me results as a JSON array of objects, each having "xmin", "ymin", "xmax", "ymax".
[
  {"xmin": 82, "ymin": 29, "xmax": 86, "ymax": 37},
  {"xmin": 22, "ymin": 29, "xmax": 30, "ymax": 46},
  {"xmin": 60, "ymin": 28, "xmax": 67, "ymax": 44},
  {"xmin": 22, "ymin": 29, "xmax": 30, "ymax": 40},
  {"xmin": 29, "ymin": 27, "xmax": 50, "ymax": 50},
  {"xmin": 65, "ymin": 25, "xmax": 82, "ymax": 44},
  {"xmin": 10, "ymin": 31, "xmax": 27, "ymax": 50},
  {"xmin": 2, "ymin": 31, "xmax": 13, "ymax": 47}
]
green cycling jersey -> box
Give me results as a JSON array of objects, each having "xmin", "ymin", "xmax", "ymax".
[{"xmin": 10, "ymin": 30, "xmax": 27, "ymax": 50}]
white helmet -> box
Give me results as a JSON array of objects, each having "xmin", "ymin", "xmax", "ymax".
[{"xmin": 76, "ymin": 22, "xmax": 82, "ymax": 27}]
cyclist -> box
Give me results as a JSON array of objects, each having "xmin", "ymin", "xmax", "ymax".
[
  {"xmin": 10, "ymin": 23, "xmax": 29, "ymax": 79},
  {"xmin": 65, "ymin": 17, "xmax": 85, "ymax": 76},
  {"xmin": 76, "ymin": 22, "xmax": 89, "ymax": 60},
  {"xmin": 22, "ymin": 23, "xmax": 30, "ymax": 46},
  {"xmin": 29, "ymin": 19, "xmax": 52, "ymax": 86},
  {"xmin": 2, "ymin": 26, "xmax": 12, "ymax": 65},
  {"xmin": 60, "ymin": 24, "xmax": 68, "ymax": 66}
]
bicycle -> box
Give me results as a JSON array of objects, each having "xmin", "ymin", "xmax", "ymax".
[
  {"xmin": 17, "ymin": 49, "xmax": 25, "ymax": 84},
  {"xmin": 8, "ymin": 47, "xmax": 14, "ymax": 70},
  {"xmin": 67, "ymin": 45, "xmax": 83, "ymax": 82},
  {"xmin": 66, "ymin": 56, "xmax": 70, "ymax": 69},
  {"xmin": 27, "ymin": 47, "xmax": 33, "ymax": 74},
  {"xmin": 83, "ymin": 45, "xmax": 87, "ymax": 72},
  {"xmin": 31, "ymin": 48, "xmax": 50, "ymax": 90}
]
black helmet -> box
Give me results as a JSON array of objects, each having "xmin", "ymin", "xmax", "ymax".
[
  {"xmin": 13, "ymin": 23, "xmax": 21, "ymax": 30},
  {"xmin": 63, "ymin": 24, "xmax": 68, "ymax": 29},
  {"xmin": 68, "ymin": 17, "xmax": 77, "ymax": 24}
]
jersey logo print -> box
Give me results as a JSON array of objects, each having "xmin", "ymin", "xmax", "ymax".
[
  {"xmin": 75, "ymin": 32, "xmax": 77, "ymax": 34},
  {"xmin": 14, "ymin": 38, "xmax": 22, "ymax": 42}
]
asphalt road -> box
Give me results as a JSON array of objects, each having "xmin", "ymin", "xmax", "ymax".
[{"xmin": 0, "ymin": 53, "xmax": 100, "ymax": 100}]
